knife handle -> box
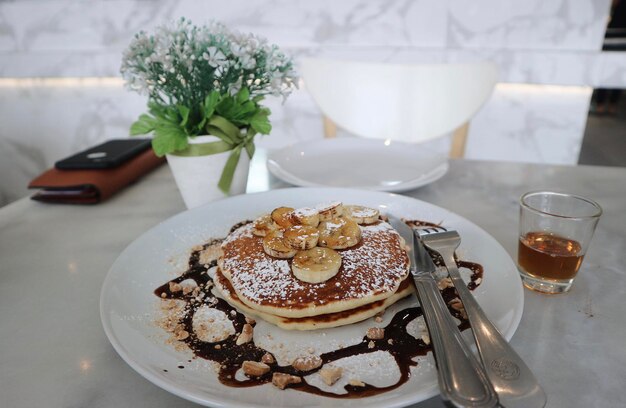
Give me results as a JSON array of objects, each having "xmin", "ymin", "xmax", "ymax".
[
  {"xmin": 438, "ymin": 250, "xmax": 547, "ymax": 408},
  {"xmin": 414, "ymin": 275, "xmax": 498, "ymax": 408}
]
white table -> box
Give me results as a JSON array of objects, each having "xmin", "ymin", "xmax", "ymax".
[{"xmin": 1, "ymin": 158, "xmax": 625, "ymax": 407}]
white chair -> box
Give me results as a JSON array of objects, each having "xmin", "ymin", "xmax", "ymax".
[{"xmin": 300, "ymin": 58, "xmax": 498, "ymax": 158}]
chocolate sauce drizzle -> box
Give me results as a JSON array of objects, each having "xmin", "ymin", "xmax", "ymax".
[{"xmin": 154, "ymin": 220, "xmax": 484, "ymax": 398}]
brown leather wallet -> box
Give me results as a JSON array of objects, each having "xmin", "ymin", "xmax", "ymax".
[{"xmin": 28, "ymin": 148, "xmax": 165, "ymax": 204}]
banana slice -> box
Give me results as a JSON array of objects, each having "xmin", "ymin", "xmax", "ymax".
[
  {"xmin": 317, "ymin": 201, "xmax": 343, "ymax": 221},
  {"xmin": 284, "ymin": 225, "xmax": 319, "ymax": 250},
  {"xmin": 318, "ymin": 218, "xmax": 362, "ymax": 249},
  {"xmin": 271, "ymin": 207, "xmax": 295, "ymax": 228},
  {"xmin": 292, "ymin": 247, "xmax": 342, "ymax": 283},
  {"xmin": 291, "ymin": 207, "xmax": 320, "ymax": 227},
  {"xmin": 344, "ymin": 205, "xmax": 380, "ymax": 225},
  {"xmin": 252, "ymin": 214, "xmax": 278, "ymax": 237},
  {"xmin": 262, "ymin": 231, "xmax": 297, "ymax": 259}
]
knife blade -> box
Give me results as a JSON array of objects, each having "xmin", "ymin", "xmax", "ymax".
[{"xmin": 388, "ymin": 215, "xmax": 498, "ymax": 408}]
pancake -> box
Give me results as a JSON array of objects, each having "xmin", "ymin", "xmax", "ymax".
[
  {"xmin": 218, "ymin": 220, "xmax": 410, "ymax": 318},
  {"xmin": 213, "ymin": 267, "xmax": 414, "ymax": 330}
]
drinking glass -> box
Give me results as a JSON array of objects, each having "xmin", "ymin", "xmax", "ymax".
[{"xmin": 518, "ymin": 191, "xmax": 602, "ymax": 294}]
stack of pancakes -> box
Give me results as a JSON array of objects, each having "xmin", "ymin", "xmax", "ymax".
[{"xmin": 214, "ymin": 218, "xmax": 412, "ymax": 330}]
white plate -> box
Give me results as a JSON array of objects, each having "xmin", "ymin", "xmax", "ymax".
[
  {"xmin": 266, "ymin": 139, "xmax": 448, "ymax": 192},
  {"xmin": 100, "ymin": 188, "xmax": 523, "ymax": 408}
]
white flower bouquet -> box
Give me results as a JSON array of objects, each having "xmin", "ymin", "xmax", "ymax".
[{"xmin": 121, "ymin": 18, "xmax": 297, "ymax": 192}]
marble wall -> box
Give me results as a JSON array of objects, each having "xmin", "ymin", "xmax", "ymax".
[
  {"xmin": 0, "ymin": 0, "xmax": 622, "ymax": 206},
  {"xmin": 0, "ymin": 0, "xmax": 619, "ymax": 80}
]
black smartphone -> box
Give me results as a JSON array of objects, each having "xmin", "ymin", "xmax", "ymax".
[{"xmin": 55, "ymin": 139, "xmax": 152, "ymax": 170}]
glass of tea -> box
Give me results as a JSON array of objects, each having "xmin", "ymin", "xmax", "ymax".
[{"xmin": 518, "ymin": 191, "xmax": 602, "ymax": 294}]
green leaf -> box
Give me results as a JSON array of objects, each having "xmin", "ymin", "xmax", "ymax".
[
  {"xmin": 236, "ymin": 87, "xmax": 250, "ymax": 104},
  {"xmin": 177, "ymin": 105, "xmax": 190, "ymax": 127},
  {"xmin": 151, "ymin": 124, "xmax": 189, "ymax": 156},
  {"xmin": 204, "ymin": 91, "xmax": 221, "ymax": 119},
  {"xmin": 196, "ymin": 117, "xmax": 208, "ymax": 134},
  {"xmin": 163, "ymin": 106, "xmax": 179, "ymax": 123},
  {"xmin": 148, "ymin": 102, "xmax": 166, "ymax": 117},
  {"xmin": 216, "ymin": 96, "xmax": 236, "ymax": 118},
  {"xmin": 233, "ymin": 100, "xmax": 257, "ymax": 120},
  {"xmin": 249, "ymin": 109, "xmax": 272, "ymax": 134},
  {"xmin": 129, "ymin": 114, "xmax": 156, "ymax": 135}
]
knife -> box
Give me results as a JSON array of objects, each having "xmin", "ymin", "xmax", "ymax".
[{"xmin": 388, "ymin": 215, "xmax": 498, "ymax": 408}]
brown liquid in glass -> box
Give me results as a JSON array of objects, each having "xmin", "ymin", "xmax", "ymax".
[{"xmin": 518, "ymin": 231, "xmax": 583, "ymax": 280}]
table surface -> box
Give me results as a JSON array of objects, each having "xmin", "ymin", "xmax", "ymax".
[{"xmin": 1, "ymin": 157, "xmax": 625, "ymax": 408}]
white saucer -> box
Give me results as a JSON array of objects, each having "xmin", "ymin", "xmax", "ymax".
[{"xmin": 266, "ymin": 138, "xmax": 448, "ymax": 192}]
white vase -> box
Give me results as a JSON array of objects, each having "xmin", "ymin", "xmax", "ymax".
[{"xmin": 166, "ymin": 136, "xmax": 250, "ymax": 209}]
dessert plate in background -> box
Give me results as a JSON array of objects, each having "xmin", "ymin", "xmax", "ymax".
[
  {"xmin": 100, "ymin": 188, "xmax": 523, "ymax": 408},
  {"xmin": 266, "ymin": 138, "xmax": 448, "ymax": 192}
]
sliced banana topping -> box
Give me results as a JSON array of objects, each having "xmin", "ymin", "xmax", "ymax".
[
  {"xmin": 316, "ymin": 201, "xmax": 343, "ymax": 221},
  {"xmin": 344, "ymin": 205, "xmax": 380, "ymax": 225},
  {"xmin": 292, "ymin": 247, "xmax": 342, "ymax": 283},
  {"xmin": 318, "ymin": 218, "xmax": 362, "ymax": 250},
  {"xmin": 258, "ymin": 202, "xmax": 364, "ymax": 277},
  {"xmin": 252, "ymin": 214, "xmax": 278, "ymax": 237},
  {"xmin": 291, "ymin": 207, "xmax": 320, "ymax": 227},
  {"xmin": 271, "ymin": 206, "xmax": 295, "ymax": 228},
  {"xmin": 284, "ymin": 225, "xmax": 320, "ymax": 250},
  {"xmin": 262, "ymin": 231, "xmax": 297, "ymax": 259}
]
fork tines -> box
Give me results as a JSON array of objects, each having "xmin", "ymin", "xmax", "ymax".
[
  {"xmin": 416, "ymin": 228, "xmax": 462, "ymax": 255},
  {"xmin": 415, "ymin": 226, "xmax": 447, "ymax": 235}
]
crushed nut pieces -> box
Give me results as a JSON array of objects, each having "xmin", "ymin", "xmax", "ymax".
[
  {"xmin": 320, "ymin": 366, "xmax": 343, "ymax": 386},
  {"xmin": 366, "ymin": 327, "xmax": 385, "ymax": 340},
  {"xmin": 437, "ymin": 277, "xmax": 453, "ymax": 290},
  {"xmin": 168, "ymin": 282, "xmax": 182, "ymax": 292},
  {"xmin": 261, "ymin": 353, "xmax": 275, "ymax": 364},
  {"xmin": 349, "ymin": 379, "xmax": 366, "ymax": 387},
  {"xmin": 292, "ymin": 355, "xmax": 323, "ymax": 371},
  {"xmin": 242, "ymin": 361, "xmax": 270, "ymax": 377},
  {"xmin": 448, "ymin": 298, "xmax": 468, "ymax": 319},
  {"xmin": 236, "ymin": 323, "xmax": 253, "ymax": 345},
  {"xmin": 175, "ymin": 329, "xmax": 189, "ymax": 340},
  {"xmin": 272, "ymin": 373, "xmax": 302, "ymax": 389}
]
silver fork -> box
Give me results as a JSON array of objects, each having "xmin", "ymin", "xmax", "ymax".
[
  {"xmin": 418, "ymin": 227, "xmax": 547, "ymax": 408},
  {"xmin": 389, "ymin": 217, "xmax": 498, "ymax": 408}
]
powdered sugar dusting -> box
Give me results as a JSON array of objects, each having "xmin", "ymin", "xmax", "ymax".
[
  {"xmin": 192, "ymin": 305, "xmax": 235, "ymax": 342},
  {"xmin": 362, "ymin": 221, "xmax": 398, "ymax": 233},
  {"xmin": 316, "ymin": 201, "xmax": 341, "ymax": 211},
  {"xmin": 323, "ymin": 221, "xmax": 344, "ymax": 230},
  {"xmin": 220, "ymin": 221, "xmax": 409, "ymax": 308},
  {"xmin": 348, "ymin": 206, "xmax": 378, "ymax": 218},
  {"xmin": 222, "ymin": 222, "xmax": 255, "ymax": 246},
  {"xmin": 293, "ymin": 207, "xmax": 317, "ymax": 217}
]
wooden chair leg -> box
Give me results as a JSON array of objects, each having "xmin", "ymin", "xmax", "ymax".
[
  {"xmin": 449, "ymin": 122, "xmax": 469, "ymax": 158},
  {"xmin": 323, "ymin": 115, "xmax": 338, "ymax": 138}
]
